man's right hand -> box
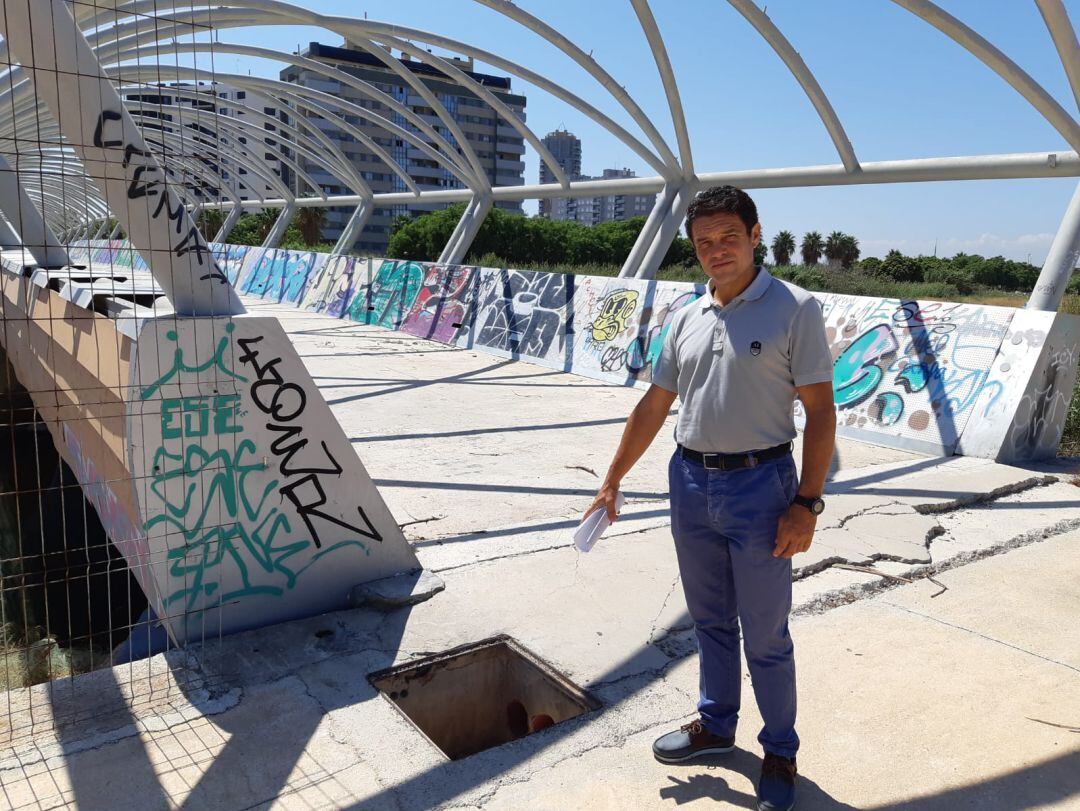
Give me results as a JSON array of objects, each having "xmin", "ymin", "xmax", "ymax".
[{"xmin": 584, "ymin": 483, "xmax": 621, "ymax": 524}]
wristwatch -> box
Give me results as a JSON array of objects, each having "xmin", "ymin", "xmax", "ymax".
[{"xmin": 792, "ymin": 494, "xmax": 825, "ymax": 515}]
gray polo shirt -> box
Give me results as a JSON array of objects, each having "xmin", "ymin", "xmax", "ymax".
[{"xmin": 652, "ymin": 268, "xmax": 833, "ymax": 453}]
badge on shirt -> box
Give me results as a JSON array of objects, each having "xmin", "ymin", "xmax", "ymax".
[{"xmin": 750, "ymin": 340, "xmax": 762, "ymax": 356}]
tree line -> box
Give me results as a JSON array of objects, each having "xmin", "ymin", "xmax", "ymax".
[
  {"xmin": 198, "ymin": 204, "xmax": 1069, "ymax": 296},
  {"xmin": 387, "ymin": 204, "xmax": 698, "ymax": 268},
  {"xmin": 769, "ymin": 230, "xmax": 860, "ymax": 269},
  {"xmin": 196, "ymin": 207, "xmax": 331, "ymax": 252}
]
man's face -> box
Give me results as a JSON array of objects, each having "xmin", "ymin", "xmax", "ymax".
[{"xmin": 690, "ymin": 212, "xmax": 761, "ymax": 289}]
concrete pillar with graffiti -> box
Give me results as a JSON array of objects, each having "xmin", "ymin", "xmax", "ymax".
[{"xmin": 0, "ymin": 0, "xmax": 427, "ymax": 646}]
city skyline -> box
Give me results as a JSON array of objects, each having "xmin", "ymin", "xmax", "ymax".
[{"xmin": 192, "ymin": 0, "xmax": 1075, "ymax": 264}]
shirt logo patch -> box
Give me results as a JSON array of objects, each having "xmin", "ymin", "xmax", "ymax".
[{"xmin": 750, "ymin": 340, "xmax": 762, "ymax": 356}]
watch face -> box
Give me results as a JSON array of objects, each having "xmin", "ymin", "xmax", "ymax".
[{"xmin": 796, "ymin": 495, "xmax": 825, "ymax": 515}]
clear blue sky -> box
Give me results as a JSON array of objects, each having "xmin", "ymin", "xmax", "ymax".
[{"xmin": 207, "ymin": 0, "xmax": 1078, "ymax": 264}]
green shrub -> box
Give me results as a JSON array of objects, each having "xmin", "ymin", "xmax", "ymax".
[
  {"xmin": 925, "ymin": 265, "xmax": 976, "ymax": 294},
  {"xmin": 880, "ymin": 249, "xmax": 924, "ymax": 282},
  {"xmin": 857, "ymin": 257, "xmax": 883, "ymax": 275}
]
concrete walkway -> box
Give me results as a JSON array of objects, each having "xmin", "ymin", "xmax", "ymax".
[{"xmin": 1, "ymin": 304, "xmax": 1077, "ymax": 810}]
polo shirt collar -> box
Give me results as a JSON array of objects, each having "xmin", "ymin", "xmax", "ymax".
[{"xmin": 698, "ymin": 266, "xmax": 773, "ymax": 310}]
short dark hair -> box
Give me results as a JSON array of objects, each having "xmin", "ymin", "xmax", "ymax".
[{"xmin": 685, "ymin": 185, "xmax": 758, "ymax": 241}]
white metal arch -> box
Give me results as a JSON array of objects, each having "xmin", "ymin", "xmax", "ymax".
[{"xmin": 0, "ymin": 0, "xmax": 1076, "ymax": 308}]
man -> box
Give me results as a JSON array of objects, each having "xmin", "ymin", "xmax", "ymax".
[{"xmin": 585, "ymin": 185, "xmax": 835, "ymax": 811}]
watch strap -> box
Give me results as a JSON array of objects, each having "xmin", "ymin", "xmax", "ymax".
[{"xmin": 793, "ymin": 494, "xmax": 825, "ymax": 514}]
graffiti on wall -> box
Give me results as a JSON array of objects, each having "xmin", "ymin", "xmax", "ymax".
[
  {"xmin": 211, "ymin": 243, "xmax": 250, "ymax": 286},
  {"xmin": 234, "ymin": 332, "xmax": 383, "ymax": 548},
  {"xmin": 472, "ymin": 269, "xmax": 573, "ymax": 359},
  {"xmin": 347, "ymin": 260, "xmax": 424, "ymax": 328},
  {"xmin": 94, "ymin": 110, "xmax": 228, "ymax": 285},
  {"xmin": 136, "ymin": 322, "xmax": 374, "ymax": 616},
  {"xmin": 400, "ymin": 264, "xmax": 477, "ymax": 343},
  {"xmin": 241, "ymin": 248, "xmax": 324, "ymax": 304},
  {"xmin": 80, "ymin": 238, "xmax": 1076, "ymax": 458},
  {"xmin": 1008, "ymin": 342, "xmax": 1079, "ymax": 457},
  {"xmin": 299, "ymin": 255, "xmax": 360, "ymax": 317},
  {"xmin": 819, "ymin": 296, "xmax": 1012, "ymax": 448},
  {"xmin": 62, "ymin": 425, "xmax": 143, "ymax": 553},
  {"xmin": 574, "ymin": 281, "xmax": 700, "ymax": 383}
]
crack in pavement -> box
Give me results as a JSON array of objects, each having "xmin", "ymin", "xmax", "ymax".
[
  {"xmin": 426, "ymin": 475, "xmax": 1057, "ymax": 579},
  {"xmin": 429, "ymin": 542, "xmax": 572, "ymax": 574},
  {"xmin": 647, "ymin": 573, "xmax": 683, "ymax": 646},
  {"xmin": 878, "ymin": 601, "xmax": 1080, "ymax": 674},
  {"xmin": 290, "ymin": 672, "xmax": 409, "ymax": 811},
  {"xmin": 820, "ymin": 500, "xmax": 907, "ymax": 532},
  {"xmin": 912, "ymin": 475, "xmax": 1058, "ymax": 514},
  {"xmin": 793, "ymin": 514, "xmax": 1080, "ymax": 616}
]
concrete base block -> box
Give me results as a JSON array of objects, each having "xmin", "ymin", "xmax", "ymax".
[{"xmin": 349, "ymin": 569, "xmax": 446, "ymax": 610}]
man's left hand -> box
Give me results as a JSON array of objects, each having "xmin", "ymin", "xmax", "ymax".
[{"xmin": 773, "ymin": 503, "xmax": 817, "ymax": 558}]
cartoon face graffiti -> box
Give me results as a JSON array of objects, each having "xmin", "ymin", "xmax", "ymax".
[{"xmin": 591, "ymin": 290, "xmax": 639, "ymax": 343}]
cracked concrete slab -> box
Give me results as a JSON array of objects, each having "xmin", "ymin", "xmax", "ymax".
[{"xmin": 1, "ymin": 303, "xmax": 1077, "ymax": 809}]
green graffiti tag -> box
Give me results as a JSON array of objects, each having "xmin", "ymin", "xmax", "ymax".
[
  {"xmin": 140, "ymin": 324, "xmax": 370, "ymax": 613},
  {"xmin": 139, "ymin": 321, "xmax": 248, "ymax": 400}
]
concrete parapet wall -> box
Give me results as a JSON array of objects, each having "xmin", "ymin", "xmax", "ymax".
[{"xmin": 66, "ymin": 239, "xmax": 1080, "ymax": 463}]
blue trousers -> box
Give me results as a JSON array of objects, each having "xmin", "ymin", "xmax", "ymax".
[{"xmin": 668, "ymin": 449, "xmax": 800, "ymax": 758}]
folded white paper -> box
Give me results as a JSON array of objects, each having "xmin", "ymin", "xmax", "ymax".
[{"xmin": 573, "ymin": 492, "xmax": 626, "ymax": 553}]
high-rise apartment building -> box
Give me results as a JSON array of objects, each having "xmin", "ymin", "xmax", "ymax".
[
  {"xmin": 538, "ymin": 129, "xmax": 581, "ymax": 218},
  {"xmin": 123, "ymin": 82, "xmax": 284, "ymax": 204},
  {"xmin": 596, "ymin": 168, "xmax": 655, "ymax": 221},
  {"xmin": 548, "ymin": 167, "xmax": 655, "ymax": 226},
  {"xmin": 280, "ymin": 42, "xmax": 526, "ymax": 254}
]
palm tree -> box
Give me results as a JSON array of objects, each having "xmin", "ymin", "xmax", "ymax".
[
  {"xmin": 771, "ymin": 230, "xmax": 796, "ymax": 266},
  {"xmin": 197, "ymin": 209, "xmax": 226, "ymax": 242},
  {"xmin": 838, "ymin": 234, "xmax": 860, "ymax": 269},
  {"xmin": 824, "ymin": 231, "xmax": 846, "ymax": 268},
  {"xmin": 754, "ymin": 231, "xmax": 768, "ymax": 266},
  {"xmin": 800, "ymin": 231, "xmax": 823, "ymax": 265},
  {"xmin": 295, "ymin": 207, "xmax": 327, "ymax": 246},
  {"xmin": 253, "ymin": 208, "xmax": 281, "ymax": 243}
]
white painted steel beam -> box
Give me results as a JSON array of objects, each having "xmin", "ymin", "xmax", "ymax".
[
  {"xmin": 203, "ymin": 151, "xmax": 1080, "ymax": 211},
  {"xmin": 635, "ymin": 182, "xmax": 696, "ymax": 281},
  {"xmin": 262, "ymin": 200, "xmax": 297, "ymax": 249},
  {"xmin": 438, "ymin": 195, "xmax": 494, "ymax": 266},
  {"xmin": 332, "ymin": 198, "xmax": 373, "ymax": 257},
  {"xmin": 1028, "ymin": 181, "xmax": 1080, "ymax": 311},
  {"xmin": 0, "ymin": 154, "xmax": 69, "ymax": 267},
  {"xmin": 106, "ymin": 40, "xmax": 472, "ymax": 191},
  {"xmin": 619, "ymin": 184, "xmax": 677, "ymax": 278},
  {"xmin": 0, "ymin": 214, "xmax": 20, "ymax": 246},
  {"xmin": 214, "ymin": 204, "xmax": 245, "ymax": 244},
  {"xmin": 472, "ymin": 0, "xmax": 681, "ymax": 177},
  {"xmin": 0, "ymin": 0, "xmax": 1073, "ymax": 309},
  {"xmin": 727, "ymin": 0, "xmax": 860, "ymax": 173},
  {"xmin": 1036, "ymin": 0, "xmax": 1080, "ymax": 113},
  {"xmin": 892, "ymin": 0, "xmax": 1080, "ymax": 153},
  {"xmin": 631, "ymin": 0, "xmax": 694, "ymax": 179},
  {"xmin": 0, "ymin": 0, "xmax": 243, "ymax": 316}
]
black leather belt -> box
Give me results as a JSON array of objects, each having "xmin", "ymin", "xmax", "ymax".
[{"xmin": 678, "ymin": 441, "xmax": 793, "ymax": 471}]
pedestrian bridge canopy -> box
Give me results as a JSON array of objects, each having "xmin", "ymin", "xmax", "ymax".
[{"xmin": 0, "ymin": 0, "xmax": 1076, "ymax": 705}]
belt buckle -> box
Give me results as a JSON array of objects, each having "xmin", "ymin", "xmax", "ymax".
[
  {"xmin": 745, "ymin": 452, "xmax": 758, "ymax": 468},
  {"xmin": 703, "ymin": 453, "xmax": 722, "ymax": 470}
]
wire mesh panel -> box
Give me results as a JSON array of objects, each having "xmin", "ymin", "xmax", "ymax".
[
  {"xmin": 0, "ymin": 0, "xmax": 238, "ymax": 743},
  {"xmin": 0, "ymin": 2, "xmax": 421, "ymax": 748}
]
